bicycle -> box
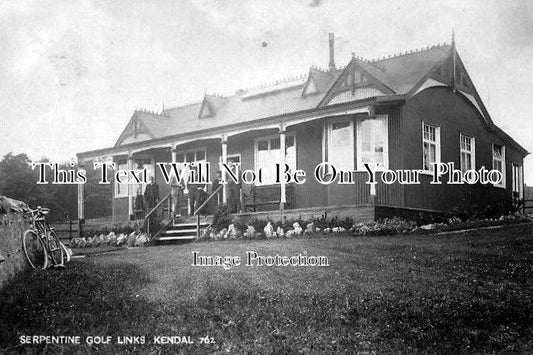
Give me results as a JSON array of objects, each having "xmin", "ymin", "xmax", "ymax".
[{"xmin": 22, "ymin": 206, "xmax": 68, "ymax": 269}]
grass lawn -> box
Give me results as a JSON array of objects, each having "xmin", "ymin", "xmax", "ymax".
[{"xmin": 1, "ymin": 224, "xmax": 533, "ymax": 354}]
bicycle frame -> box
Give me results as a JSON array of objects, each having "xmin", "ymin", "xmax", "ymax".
[
  {"xmin": 28, "ymin": 211, "xmax": 52, "ymax": 240},
  {"xmin": 25, "ymin": 207, "xmax": 63, "ymax": 267}
]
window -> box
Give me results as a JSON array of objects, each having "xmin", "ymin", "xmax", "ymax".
[
  {"xmin": 327, "ymin": 118, "xmax": 354, "ymax": 172},
  {"xmin": 219, "ymin": 154, "xmax": 241, "ymax": 175},
  {"xmin": 512, "ymin": 164, "xmax": 523, "ymax": 199},
  {"xmin": 356, "ymin": 116, "xmax": 388, "ymax": 170},
  {"xmin": 492, "ymin": 144, "xmax": 505, "ymax": 188},
  {"xmin": 255, "ymin": 133, "xmax": 296, "ymax": 185},
  {"xmin": 175, "ymin": 147, "xmax": 207, "ymax": 182},
  {"xmin": 134, "ymin": 157, "xmax": 154, "ymax": 194},
  {"xmin": 175, "ymin": 148, "xmax": 206, "ymax": 163},
  {"xmin": 422, "ymin": 122, "xmax": 440, "ymax": 172},
  {"xmin": 460, "ymin": 134, "xmax": 475, "ymax": 172},
  {"xmin": 114, "ymin": 159, "xmax": 128, "ymax": 198}
]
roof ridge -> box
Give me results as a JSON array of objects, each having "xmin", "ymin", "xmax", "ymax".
[
  {"xmin": 161, "ymin": 100, "xmax": 203, "ymax": 113},
  {"xmin": 135, "ymin": 108, "xmax": 163, "ymax": 116},
  {"xmin": 237, "ymin": 73, "xmax": 307, "ymax": 94},
  {"xmin": 311, "ymin": 65, "xmax": 331, "ymax": 75},
  {"xmin": 205, "ymin": 92, "xmax": 228, "ymax": 99},
  {"xmin": 369, "ymin": 42, "xmax": 451, "ymax": 63}
]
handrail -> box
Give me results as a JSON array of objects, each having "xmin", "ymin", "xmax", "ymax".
[
  {"xmin": 144, "ymin": 192, "xmax": 171, "ymax": 222},
  {"xmin": 193, "ymin": 185, "xmax": 223, "ymax": 216},
  {"xmin": 193, "ymin": 184, "xmax": 223, "ymax": 239},
  {"xmin": 144, "ymin": 192, "xmax": 172, "ymax": 238}
]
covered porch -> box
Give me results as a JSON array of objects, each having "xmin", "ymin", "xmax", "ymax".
[{"xmin": 76, "ymin": 99, "xmax": 407, "ymax": 238}]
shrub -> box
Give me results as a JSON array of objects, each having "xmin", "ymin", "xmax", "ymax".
[
  {"xmin": 312, "ymin": 215, "xmax": 329, "ymax": 230},
  {"xmin": 442, "ymin": 183, "xmax": 517, "ymax": 221},
  {"xmin": 212, "ymin": 204, "xmax": 232, "ymax": 232},
  {"xmin": 249, "ymin": 218, "xmax": 268, "ymax": 233},
  {"xmin": 232, "ymin": 220, "xmax": 248, "ymax": 235},
  {"xmin": 311, "ymin": 215, "xmax": 354, "ymax": 231},
  {"xmin": 353, "ymin": 217, "xmax": 416, "ymax": 236}
]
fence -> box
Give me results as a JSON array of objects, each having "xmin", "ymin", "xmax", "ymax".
[
  {"xmin": 51, "ymin": 220, "xmax": 79, "ymax": 244},
  {"xmin": 524, "ymin": 199, "xmax": 533, "ymax": 215}
]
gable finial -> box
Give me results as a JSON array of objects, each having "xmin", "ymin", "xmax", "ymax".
[
  {"xmin": 452, "ymin": 28, "xmax": 457, "ymax": 92},
  {"xmin": 452, "ymin": 28, "xmax": 455, "ymax": 48}
]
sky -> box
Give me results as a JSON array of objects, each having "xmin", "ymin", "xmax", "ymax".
[{"xmin": 1, "ymin": 0, "xmax": 532, "ymax": 183}]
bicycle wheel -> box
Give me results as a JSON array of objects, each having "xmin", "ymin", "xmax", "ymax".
[
  {"xmin": 22, "ymin": 230, "xmax": 48, "ymax": 269},
  {"xmin": 59, "ymin": 241, "xmax": 70, "ymax": 263},
  {"xmin": 47, "ymin": 229, "xmax": 65, "ymax": 267}
]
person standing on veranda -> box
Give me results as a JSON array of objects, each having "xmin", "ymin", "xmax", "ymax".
[{"xmin": 144, "ymin": 176, "xmax": 159, "ymax": 210}]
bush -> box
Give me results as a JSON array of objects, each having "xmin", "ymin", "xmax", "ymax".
[
  {"xmin": 353, "ymin": 217, "xmax": 417, "ymax": 236},
  {"xmin": 248, "ymin": 219, "xmax": 268, "ymax": 234},
  {"xmin": 212, "ymin": 204, "xmax": 232, "ymax": 232},
  {"xmin": 232, "ymin": 220, "xmax": 248, "ymax": 235},
  {"xmin": 442, "ymin": 183, "xmax": 517, "ymax": 221},
  {"xmin": 312, "ymin": 215, "xmax": 354, "ymax": 231}
]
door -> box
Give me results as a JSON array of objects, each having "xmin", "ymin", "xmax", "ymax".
[{"xmin": 327, "ymin": 117, "xmax": 355, "ymax": 205}]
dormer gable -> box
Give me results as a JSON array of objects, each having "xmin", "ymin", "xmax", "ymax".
[
  {"xmin": 198, "ymin": 94, "xmax": 228, "ymax": 119},
  {"xmin": 198, "ymin": 98, "xmax": 214, "ymax": 118},
  {"xmin": 302, "ymin": 76, "xmax": 318, "ymax": 96},
  {"xmin": 301, "ymin": 67, "xmax": 340, "ymax": 98}
]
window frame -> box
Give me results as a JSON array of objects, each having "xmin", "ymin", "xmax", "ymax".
[
  {"xmin": 492, "ymin": 143, "xmax": 506, "ymax": 188},
  {"xmin": 219, "ymin": 153, "xmax": 242, "ymax": 175},
  {"xmin": 175, "ymin": 147, "xmax": 207, "ymax": 183},
  {"xmin": 254, "ymin": 132, "xmax": 297, "ymax": 186},
  {"xmin": 459, "ymin": 133, "xmax": 475, "ymax": 172},
  {"xmin": 356, "ymin": 115, "xmax": 389, "ymax": 171},
  {"xmin": 421, "ymin": 121, "xmax": 441, "ymax": 174},
  {"xmin": 175, "ymin": 147, "xmax": 207, "ymax": 163},
  {"xmin": 512, "ymin": 163, "xmax": 523, "ymax": 199},
  {"xmin": 327, "ymin": 116, "xmax": 355, "ymax": 172},
  {"xmin": 133, "ymin": 156, "xmax": 155, "ymax": 195},
  {"xmin": 114, "ymin": 159, "xmax": 129, "ymax": 198}
]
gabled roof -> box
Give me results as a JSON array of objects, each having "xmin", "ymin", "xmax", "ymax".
[
  {"xmin": 114, "ymin": 110, "xmax": 158, "ymax": 146},
  {"xmin": 368, "ymin": 44, "xmax": 452, "ymax": 94},
  {"xmin": 107, "ymin": 42, "xmax": 526, "ymax": 155}
]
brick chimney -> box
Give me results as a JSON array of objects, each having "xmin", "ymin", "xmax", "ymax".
[{"xmin": 328, "ymin": 33, "xmax": 336, "ymax": 71}]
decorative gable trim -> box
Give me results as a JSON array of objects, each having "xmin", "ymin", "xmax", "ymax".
[
  {"xmin": 407, "ymin": 48, "xmax": 452, "ymax": 98},
  {"xmin": 453, "ymin": 52, "xmax": 494, "ymax": 126},
  {"xmin": 408, "ymin": 47, "xmax": 494, "ymax": 126},
  {"xmin": 327, "ymin": 87, "xmax": 386, "ymax": 106},
  {"xmin": 318, "ymin": 59, "xmax": 395, "ymax": 107},
  {"xmin": 412, "ymin": 78, "xmax": 448, "ymax": 96},
  {"xmin": 458, "ymin": 90, "xmax": 486, "ymax": 121},
  {"xmin": 114, "ymin": 112, "xmax": 155, "ymax": 147}
]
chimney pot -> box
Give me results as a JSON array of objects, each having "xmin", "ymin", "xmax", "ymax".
[{"xmin": 328, "ymin": 33, "xmax": 336, "ymax": 71}]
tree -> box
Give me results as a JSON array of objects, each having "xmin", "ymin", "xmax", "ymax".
[
  {"xmin": 0, "ymin": 153, "xmax": 39, "ymax": 203},
  {"xmin": 0, "ymin": 153, "xmax": 112, "ymax": 222}
]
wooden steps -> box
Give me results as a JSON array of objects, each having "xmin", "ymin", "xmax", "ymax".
[{"xmin": 153, "ymin": 216, "xmax": 212, "ymax": 242}]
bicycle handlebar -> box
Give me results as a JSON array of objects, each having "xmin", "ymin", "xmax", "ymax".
[{"xmin": 26, "ymin": 206, "xmax": 50, "ymax": 217}]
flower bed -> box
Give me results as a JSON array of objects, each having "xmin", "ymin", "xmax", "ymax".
[
  {"xmin": 70, "ymin": 231, "xmax": 150, "ymax": 251},
  {"xmin": 199, "ymin": 210, "xmax": 533, "ymax": 242}
]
